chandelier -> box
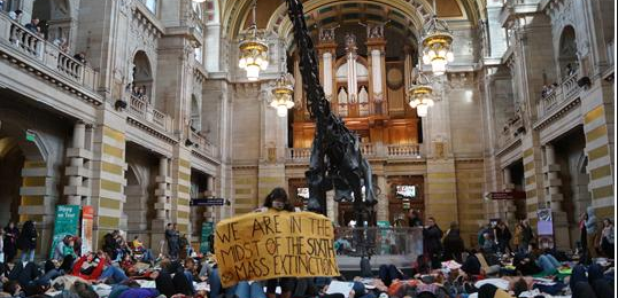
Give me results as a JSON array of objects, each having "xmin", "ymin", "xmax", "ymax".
[
  {"xmin": 421, "ymin": 1, "xmax": 454, "ymax": 75},
  {"xmin": 238, "ymin": 0, "xmax": 269, "ymax": 81},
  {"xmin": 270, "ymin": 73, "xmax": 295, "ymax": 117},
  {"xmin": 409, "ymin": 73, "xmax": 434, "ymax": 118}
]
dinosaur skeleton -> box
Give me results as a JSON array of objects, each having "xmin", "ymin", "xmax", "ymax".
[{"xmin": 285, "ymin": 0, "xmax": 377, "ymax": 230}]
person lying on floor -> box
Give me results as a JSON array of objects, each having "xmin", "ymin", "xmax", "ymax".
[
  {"xmin": 71, "ymin": 251, "xmax": 106, "ymax": 281},
  {"xmin": 569, "ymin": 263, "xmax": 614, "ymax": 298},
  {"xmin": 513, "ymin": 248, "xmax": 564, "ymax": 276}
]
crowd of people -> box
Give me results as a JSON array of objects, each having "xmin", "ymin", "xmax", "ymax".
[{"xmin": 0, "ymin": 188, "xmax": 615, "ymax": 298}]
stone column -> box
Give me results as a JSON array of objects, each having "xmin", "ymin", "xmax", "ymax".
[
  {"xmin": 543, "ymin": 144, "xmax": 564, "ymax": 211},
  {"xmin": 501, "ymin": 168, "xmax": 516, "ymax": 223},
  {"xmin": 152, "ymin": 157, "xmax": 171, "ymax": 252},
  {"xmin": 64, "ymin": 122, "xmax": 91, "ymax": 206},
  {"xmin": 203, "ymin": 175, "xmax": 216, "ymax": 222},
  {"xmin": 376, "ymin": 175, "xmax": 388, "ymax": 222},
  {"xmin": 20, "ymin": 0, "xmax": 34, "ymax": 23},
  {"xmin": 543, "ymin": 144, "xmax": 570, "ymax": 249},
  {"xmin": 19, "ymin": 158, "xmax": 57, "ymax": 259}
]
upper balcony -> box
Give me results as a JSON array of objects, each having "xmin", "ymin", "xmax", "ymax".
[
  {"xmin": 536, "ymin": 71, "xmax": 581, "ymax": 120},
  {"xmin": 286, "ymin": 143, "xmax": 424, "ymax": 164},
  {"xmin": 188, "ymin": 130, "xmax": 220, "ymax": 162},
  {"xmin": 499, "ymin": 0, "xmax": 542, "ymax": 28},
  {"xmin": 0, "ymin": 13, "xmax": 101, "ymax": 105},
  {"xmin": 498, "ymin": 113, "xmax": 525, "ymax": 149},
  {"xmin": 127, "ymin": 94, "xmax": 173, "ymax": 133}
]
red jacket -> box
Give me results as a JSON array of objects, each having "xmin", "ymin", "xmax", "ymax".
[{"xmin": 71, "ymin": 256, "xmax": 107, "ymax": 280}]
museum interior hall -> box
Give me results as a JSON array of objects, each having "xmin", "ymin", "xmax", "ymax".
[{"xmin": 0, "ymin": 0, "xmax": 615, "ymax": 265}]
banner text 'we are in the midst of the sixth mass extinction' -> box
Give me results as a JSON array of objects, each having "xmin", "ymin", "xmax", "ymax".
[{"xmin": 214, "ymin": 210, "xmax": 340, "ymax": 287}]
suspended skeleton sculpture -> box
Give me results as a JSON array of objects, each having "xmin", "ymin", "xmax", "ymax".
[{"xmin": 285, "ymin": 0, "xmax": 377, "ymax": 220}]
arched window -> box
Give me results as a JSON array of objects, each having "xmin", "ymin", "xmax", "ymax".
[
  {"xmin": 190, "ymin": 95, "xmax": 202, "ymax": 132},
  {"xmin": 32, "ymin": 0, "xmax": 71, "ymax": 42},
  {"xmin": 558, "ymin": 26, "xmax": 578, "ymax": 80},
  {"xmin": 132, "ymin": 51, "xmax": 154, "ymax": 104},
  {"xmin": 194, "ymin": 47, "xmax": 203, "ymax": 64}
]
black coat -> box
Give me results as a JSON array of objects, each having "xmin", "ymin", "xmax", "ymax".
[
  {"xmin": 443, "ymin": 228, "xmax": 465, "ymax": 256},
  {"xmin": 423, "ymin": 225, "xmax": 443, "ymax": 255},
  {"xmin": 17, "ymin": 221, "xmax": 37, "ymax": 250}
]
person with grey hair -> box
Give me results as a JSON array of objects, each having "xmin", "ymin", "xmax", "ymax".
[{"xmin": 8, "ymin": 9, "xmax": 22, "ymax": 21}]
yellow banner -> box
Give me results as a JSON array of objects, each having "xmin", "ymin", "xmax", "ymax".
[{"xmin": 214, "ymin": 210, "xmax": 340, "ymax": 287}]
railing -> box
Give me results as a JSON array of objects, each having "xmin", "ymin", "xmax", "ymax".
[
  {"xmin": 190, "ymin": 131, "xmax": 219, "ymax": 159},
  {"xmin": 334, "ymin": 227, "xmax": 423, "ymax": 258},
  {"xmin": 0, "ymin": 14, "xmax": 99, "ymax": 92},
  {"xmin": 537, "ymin": 71, "xmax": 581, "ymax": 118},
  {"xmin": 361, "ymin": 143, "xmax": 375, "ymax": 157},
  {"xmin": 286, "ymin": 143, "xmax": 423, "ymax": 162},
  {"xmin": 387, "ymin": 144, "xmax": 421, "ymax": 158},
  {"xmin": 8, "ymin": 22, "xmax": 44, "ymax": 58},
  {"xmin": 498, "ymin": 115, "xmax": 523, "ymax": 147},
  {"xmin": 57, "ymin": 52, "xmax": 83, "ymax": 80},
  {"xmin": 286, "ymin": 147, "xmax": 312, "ymax": 162},
  {"xmin": 127, "ymin": 95, "xmax": 172, "ymax": 132}
]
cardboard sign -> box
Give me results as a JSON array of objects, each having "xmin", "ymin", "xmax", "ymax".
[
  {"xmin": 49, "ymin": 205, "xmax": 81, "ymax": 258},
  {"xmin": 214, "ymin": 210, "xmax": 340, "ymax": 287},
  {"xmin": 81, "ymin": 206, "xmax": 94, "ymax": 255},
  {"xmin": 537, "ymin": 209, "xmax": 553, "ymax": 236}
]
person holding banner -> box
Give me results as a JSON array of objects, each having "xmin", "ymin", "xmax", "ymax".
[{"xmin": 259, "ymin": 187, "xmax": 296, "ymax": 298}]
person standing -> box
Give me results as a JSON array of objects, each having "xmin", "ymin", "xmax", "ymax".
[
  {"xmin": 520, "ymin": 220, "xmax": 534, "ymax": 253},
  {"xmin": 260, "ymin": 187, "xmax": 296, "ymax": 298},
  {"xmin": 3, "ymin": 222, "xmax": 19, "ymax": 263},
  {"xmin": 513, "ymin": 222, "xmax": 522, "ymax": 252},
  {"xmin": 178, "ymin": 233, "xmax": 189, "ymax": 260},
  {"xmin": 17, "ymin": 220, "xmax": 37, "ymax": 262},
  {"xmin": 165, "ymin": 223, "xmax": 179, "ymax": 260},
  {"xmin": 24, "ymin": 17, "xmax": 39, "ymax": 33},
  {"xmin": 423, "ymin": 217, "xmax": 443, "ymax": 269},
  {"xmin": 477, "ymin": 223, "xmax": 491, "ymax": 248},
  {"xmin": 494, "ymin": 220, "xmax": 512, "ymax": 254},
  {"xmin": 442, "ymin": 222, "xmax": 465, "ymax": 263},
  {"xmin": 584, "ymin": 207, "xmax": 598, "ymax": 260},
  {"xmin": 408, "ymin": 210, "xmax": 423, "ymax": 228},
  {"xmin": 599, "ymin": 218, "xmax": 614, "ymax": 258},
  {"xmin": 579, "ymin": 211, "xmax": 589, "ymax": 262},
  {"xmin": 0, "ymin": 229, "xmax": 4, "ymax": 264}
]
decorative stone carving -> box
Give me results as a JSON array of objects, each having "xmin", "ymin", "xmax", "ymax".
[
  {"xmin": 367, "ymin": 24, "xmax": 384, "ymax": 39},
  {"xmin": 319, "ymin": 27, "xmax": 336, "ymax": 42}
]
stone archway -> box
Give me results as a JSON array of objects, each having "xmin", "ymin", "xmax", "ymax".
[
  {"xmin": 557, "ymin": 26, "xmax": 578, "ymax": 79},
  {"xmin": 0, "ymin": 111, "xmax": 55, "ymax": 258},
  {"xmin": 32, "ymin": 0, "xmax": 72, "ymax": 41},
  {"xmin": 132, "ymin": 51, "xmax": 155, "ymax": 104},
  {"xmin": 0, "ymin": 137, "xmax": 25, "ymax": 226}
]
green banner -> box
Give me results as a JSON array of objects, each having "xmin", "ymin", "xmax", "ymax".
[
  {"xmin": 50, "ymin": 205, "xmax": 81, "ymax": 258},
  {"xmin": 200, "ymin": 221, "xmax": 215, "ymax": 253}
]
